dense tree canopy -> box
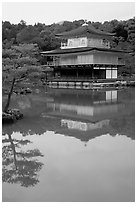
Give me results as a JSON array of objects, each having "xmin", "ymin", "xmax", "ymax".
[
  {"xmin": 2, "ymin": 17, "xmax": 135, "ymax": 76},
  {"xmin": 2, "ymin": 43, "xmax": 46, "ymax": 99}
]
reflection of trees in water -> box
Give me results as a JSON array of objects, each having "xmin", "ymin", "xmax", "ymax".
[
  {"xmin": 2, "ymin": 134, "xmax": 44, "ymax": 187},
  {"xmin": 3, "ymin": 88, "xmax": 135, "ymax": 141},
  {"xmin": 110, "ymin": 111, "xmax": 135, "ymax": 140}
]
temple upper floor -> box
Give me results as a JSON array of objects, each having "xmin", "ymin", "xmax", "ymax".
[
  {"xmin": 56, "ymin": 23, "xmax": 115, "ymax": 50},
  {"xmin": 61, "ymin": 37, "xmax": 110, "ymax": 49}
]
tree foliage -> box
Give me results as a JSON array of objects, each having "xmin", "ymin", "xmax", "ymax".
[
  {"xmin": 2, "ymin": 43, "xmax": 46, "ymax": 111},
  {"xmin": 2, "ymin": 17, "xmax": 135, "ymax": 76},
  {"xmin": 2, "ymin": 43, "xmax": 41, "ymax": 84}
]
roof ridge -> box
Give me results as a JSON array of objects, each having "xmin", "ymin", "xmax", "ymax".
[{"xmin": 55, "ymin": 24, "xmax": 115, "ymax": 37}]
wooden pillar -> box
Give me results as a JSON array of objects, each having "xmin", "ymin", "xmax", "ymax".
[
  {"xmin": 76, "ymin": 68, "xmax": 79, "ymax": 78},
  {"xmin": 83, "ymin": 65, "xmax": 85, "ymax": 79},
  {"xmin": 111, "ymin": 65, "xmax": 112, "ymax": 79},
  {"xmin": 53, "ymin": 68, "xmax": 55, "ymax": 78},
  {"xmin": 92, "ymin": 65, "xmax": 94, "ymax": 79}
]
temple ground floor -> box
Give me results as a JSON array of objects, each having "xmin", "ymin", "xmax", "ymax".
[
  {"xmin": 43, "ymin": 64, "xmax": 134, "ymax": 89},
  {"xmin": 51, "ymin": 64, "xmax": 118, "ymax": 80}
]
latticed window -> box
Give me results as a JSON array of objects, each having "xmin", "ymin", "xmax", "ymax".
[
  {"xmin": 81, "ymin": 39, "xmax": 85, "ymax": 45},
  {"xmin": 69, "ymin": 40, "xmax": 73, "ymax": 46}
]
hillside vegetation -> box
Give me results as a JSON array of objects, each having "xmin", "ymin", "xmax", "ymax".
[{"xmin": 2, "ymin": 18, "xmax": 135, "ymax": 79}]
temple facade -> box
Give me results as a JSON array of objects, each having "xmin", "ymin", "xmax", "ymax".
[{"xmin": 41, "ymin": 23, "xmax": 125, "ymax": 87}]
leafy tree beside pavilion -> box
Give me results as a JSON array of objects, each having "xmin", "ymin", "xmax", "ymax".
[{"xmin": 2, "ymin": 43, "xmax": 46, "ymax": 114}]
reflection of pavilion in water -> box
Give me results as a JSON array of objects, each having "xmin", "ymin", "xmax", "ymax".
[
  {"xmin": 43, "ymin": 89, "xmax": 132, "ymax": 141},
  {"xmin": 3, "ymin": 89, "xmax": 134, "ymax": 143},
  {"xmin": 46, "ymin": 89, "xmax": 124, "ymax": 123},
  {"xmin": 61, "ymin": 118, "xmax": 110, "ymax": 132}
]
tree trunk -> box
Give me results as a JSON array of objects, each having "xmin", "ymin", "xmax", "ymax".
[
  {"xmin": 8, "ymin": 134, "xmax": 18, "ymax": 170},
  {"xmin": 4, "ymin": 77, "xmax": 16, "ymax": 112}
]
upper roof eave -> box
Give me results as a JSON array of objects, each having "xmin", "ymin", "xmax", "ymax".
[{"xmin": 40, "ymin": 47, "xmax": 128, "ymax": 56}]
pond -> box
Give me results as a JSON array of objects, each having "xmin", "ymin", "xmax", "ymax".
[{"xmin": 2, "ymin": 87, "xmax": 135, "ymax": 202}]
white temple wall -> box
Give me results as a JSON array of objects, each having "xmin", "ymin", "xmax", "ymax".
[
  {"xmin": 77, "ymin": 54, "xmax": 94, "ymax": 64},
  {"xmin": 93, "ymin": 53, "xmax": 118, "ymax": 65}
]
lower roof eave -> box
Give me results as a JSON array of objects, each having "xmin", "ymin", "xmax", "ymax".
[{"xmin": 48, "ymin": 64, "xmax": 120, "ymax": 69}]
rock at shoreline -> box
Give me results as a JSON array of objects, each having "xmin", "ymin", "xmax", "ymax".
[
  {"xmin": 13, "ymin": 88, "xmax": 32, "ymax": 95},
  {"xmin": 18, "ymin": 88, "xmax": 32, "ymax": 95},
  {"xmin": 2, "ymin": 109, "xmax": 23, "ymax": 123},
  {"xmin": 21, "ymin": 88, "xmax": 32, "ymax": 94}
]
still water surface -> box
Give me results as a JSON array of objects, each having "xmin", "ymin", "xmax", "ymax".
[{"xmin": 2, "ymin": 87, "xmax": 135, "ymax": 202}]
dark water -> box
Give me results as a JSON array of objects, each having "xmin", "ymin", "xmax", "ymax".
[{"xmin": 2, "ymin": 87, "xmax": 135, "ymax": 202}]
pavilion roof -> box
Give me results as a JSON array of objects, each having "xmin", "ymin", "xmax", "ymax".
[
  {"xmin": 41, "ymin": 47, "xmax": 127, "ymax": 56},
  {"xmin": 55, "ymin": 24, "xmax": 116, "ymax": 38}
]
